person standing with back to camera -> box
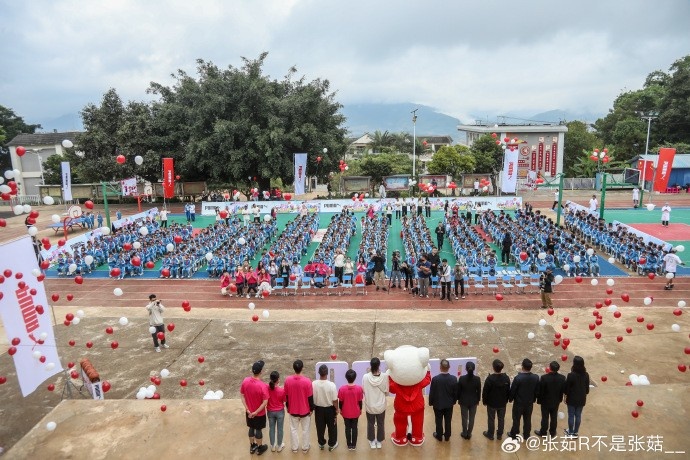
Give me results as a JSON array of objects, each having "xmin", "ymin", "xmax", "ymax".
[{"xmin": 146, "ymin": 294, "xmax": 168, "ymax": 352}]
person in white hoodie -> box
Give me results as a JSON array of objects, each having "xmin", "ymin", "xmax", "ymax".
[{"xmin": 362, "ymin": 357, "xmax": 389, "ymax": 449}]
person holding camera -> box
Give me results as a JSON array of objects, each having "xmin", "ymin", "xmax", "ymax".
[
  {"xmin": 539, "ymin": 268, "xmax": 555, "ymax": 309},
  {"xmin": 390, "ymin": 250, "xmax": 402, "ymax": 289},
  {"xmin": 146, "ymin": 294, "xmax": 169, "ymax": 352}
]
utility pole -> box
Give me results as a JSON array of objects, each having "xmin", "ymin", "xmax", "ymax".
[
  {"xmin": 638, "ymin": 112, "xmax": 658, "ymax": 204},
  {"xmin": 411, "ymin": 109, "xmax": 418, "ymax": 181}
]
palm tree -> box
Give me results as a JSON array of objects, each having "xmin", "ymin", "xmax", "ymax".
[{"xmin": 371, "ymin": 130, "xmax": 393, "ymax": 153}]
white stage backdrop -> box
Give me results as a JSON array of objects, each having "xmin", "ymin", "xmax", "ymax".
[{"xmin": 0, "ymin": 236, "xmax": 63, "ymax": 396}]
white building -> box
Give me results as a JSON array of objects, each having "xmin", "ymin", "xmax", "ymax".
[{"xmin": 6, "ymin": 132, "xmax": 80, "ymax": 196}]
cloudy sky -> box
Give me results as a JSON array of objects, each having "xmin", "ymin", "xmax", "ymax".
[{"xmin": 1, "ymin": 0, "xmax": 689, "ymax": 127}]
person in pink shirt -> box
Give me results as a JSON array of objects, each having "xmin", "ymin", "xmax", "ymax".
[
  {"xmin": 267, "ymin": 371, "xmax": 286, "ymax": 452},
  {"xmin": 219, "ymin": 270, "xmax": 231, "ymax": 296},
  {"xmin": 283, "ymin": 359, "xmax": 314, "ymax": 453},
  {"xmin": 240, "ymin": 360, "xmax": 270, "ymax": 455},
  {"xmin": 246, "ymin": 269, "xmax": 259, "ymax": 298},
  {"xmin": 338, "ymin": 369, "xmax": 364, "ymax": 451}
]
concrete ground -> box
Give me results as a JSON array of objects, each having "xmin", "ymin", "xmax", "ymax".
[{"xmin": 1, "ymin": 189, "xmax": 689, "ymax": 459}]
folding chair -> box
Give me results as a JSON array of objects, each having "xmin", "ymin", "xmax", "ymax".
[
  {"xmin": 341, "ymin": 274, "xmax": 354, "ymax": 296},
  {"xmin": 487, "ymin": 275, "xmax": 499, "ymax": 294},
  {"xmin": 501, "ymin": 275, "xmax": 514, "ymax": 294},
  {"xmin": 354, "ymin": 274, "xmax": 367, "ymax": 295},
  {"xmin": 272, "ymin": 276, "xmax": 286, "ymax": 296},
  {"xmin": 313, "ymin": 276, "xmax": 326, "ymax": 295},
  {"xmin": 300, "ymin": 276, "xmax": 313, "ymax": 296},
  {"xmin": 529, "ymin": 274, "xmax": 541, "ymax": 293},
  {"xmin": 430, "ymin": 276, "xmax": 440, "ymax": 297},
  {"xmin": 472, "ymin": 275, "xmax": 485, "ymax": 295},
  {"xmin": 327, "ymin": 276, "xmax": 341, "ymax": 296},
  {"xmin": 514, "ymin": 274, "xmax": 528, "ymax": 294}
]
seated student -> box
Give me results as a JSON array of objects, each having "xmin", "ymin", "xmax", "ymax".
[
  {"xmin": 246, "ymin": 268, "xmax": 259, "ymax": 298},
  {"xmin": 257, "ymin": 268, "xmax": 272, "ymax": 297},
  {"xmin": 116, "ymin": 254, "xmax": 128, "ymax": 279},
  {"xmin": 181, "ymin": 256, "xmax": 193, "ymax": 278},
  {"xmin": 303, "ymin": 260, "xmax": 315, "ymax": 278},
  {"xmin": 588, "ymin": 252, "xmax": 600, "ymax": 276},
  {"xmin": 235, "ymin": 267, "xmax": 246, "ymax": 297},
  {"xmin": 160, "ymin": 256, "xmax": 172, "ymax": 278}
]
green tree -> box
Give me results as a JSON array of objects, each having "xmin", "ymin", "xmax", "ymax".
[
  {"xmin": 357, "ymin": 153, "xmax": 412, "ymax": 184},
  {"xmin": 470, "ymin": 134, "xmax": 503, "ymax": 173},
  {"xmin": 370, "ymin": 130, "xmax": 393, "ymax": 153},
  {"xmin": 563, "ymin": 120, "xmax": 599, "ymax": 176},
  {"xmin": 569, "ymin": 149, "xmax": 626, "ymax": 177},
  {"xmin": 0, "ymin": 105, "xmax": 42, "ymax": 170},
  {"xmin": 658, "ymin": 55, "xmax": 690, "ymax": 144},
  {"xmin": 427, "ymin": 145, "xmax": 476, "ymax": 178}
]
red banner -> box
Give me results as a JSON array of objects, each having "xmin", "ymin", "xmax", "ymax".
[
  {"xmin": 653, "ymin": 148, "xmax": 676, "ymax": 192},
  {"xmin": 538, "ymin": 143, "xmax": 544, "ymax": 170},
  {"xmin": 530, "ymin": 147, "xmax": 537, "ymax": 170},
  {"xmin": 551, "ymin": 142, "xmax": 557, "ymax": 176},
  {"xmin": 545, "ymin": 145, "xmax": 551, "ymax": 173},
  {"xmin": 637, "ymin": 160, "xmax": 654, "ymax": 180},
  {"xmin": 162, "ymin": 158, "xmax": 175, "ymax": 199}
]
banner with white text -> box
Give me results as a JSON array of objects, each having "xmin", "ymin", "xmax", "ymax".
[
  {"xmin": 294, "ymin": 153, "xmax": 307, "ymax": 195},
  {"xmin": 61, "ymin": 161, "xmax": 72, "ymax": 201},
  {"xmin": 501, "ymin": 148, "xmax": 519, "ymax": 193}
]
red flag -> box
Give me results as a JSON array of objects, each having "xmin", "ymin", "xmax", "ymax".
[
  {"xmin": 163, "ymin": 158, "xmax": 175, "ymax": 199},
  {"xmin": 637, "ymin": 160, "xmax": 654, "ymax": 180},
  {"xmin": 653, "ymin": 148, "xmax": 675, "ymax": 192}
]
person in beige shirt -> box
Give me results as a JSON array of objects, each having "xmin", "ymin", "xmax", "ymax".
[{"xmin": 312, "ymin": 364, "xmax": 339, "ymax": 451}]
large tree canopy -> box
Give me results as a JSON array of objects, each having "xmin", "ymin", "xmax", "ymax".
[
  {"xmin": 0, "ymin": 105, "xmax": 42, "ymax": 170},
  {"xmin": 426, "ymin": 145, "xmax": 475, "ymax": 178},
  {"xmin": 74, "ymin": 54, "xmax": 348, "ymax": 189}
]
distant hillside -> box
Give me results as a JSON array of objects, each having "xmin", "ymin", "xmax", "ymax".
[
  {"xmin": 35, "ymin": 113, "xmax": 83, "ymax": 133},
  {"xmin": 341, "ymin": 103, "xmax": 461, "ymax": 140}
]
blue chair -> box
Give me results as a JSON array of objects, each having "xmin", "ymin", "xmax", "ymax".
[
  {"xmin": 341, "ymin": 274, "xmax": 354, "ymax": 296},
  {"xmin": 300, "ymin": 277, "xmax": 312, "ymax": 296},
  {"xmin": 327, "ymin": 276, "xmax": 341, "ymax": 296}
]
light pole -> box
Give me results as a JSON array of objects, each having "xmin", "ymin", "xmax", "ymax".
[
  {"xmin": 411, "ymin": 109, "xmax": 418, "ymax": 181},
  {"xmin": 638, "ymin": 112, "xmax": 658, "ymax": 204}
]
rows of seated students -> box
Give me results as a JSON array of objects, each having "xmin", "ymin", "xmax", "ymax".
[
  {"xmin": 309, "ymin": 210, "xmax": 357, "ymax": 276},
  {"xmin": 564, "ymin": 206, "xmax": 667, "ymax": 275},
  {"xmin": 400, "ymin": 214, "xmax": 435, "ymax": 276},
  {"xmin": 357, "ymin": 212, "xmax": 390, "ymax": 275},
  {"xmin": 206, "ymin": 213, "xmax": 316, "ymax": 278},
  {"xmin": 444, "ymin": 212, "xmax": 494, "ymax": 273}
]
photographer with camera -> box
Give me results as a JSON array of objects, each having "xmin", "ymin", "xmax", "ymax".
[
  {"xmin": 146, "ymin": 294, "xmax": 169, "ymax": 352},
  {"xmin": 390, "ymin": 250, "xmax": 402, "ymax": 289}
]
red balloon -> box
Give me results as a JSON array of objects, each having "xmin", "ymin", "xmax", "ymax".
[
  {"xmin": 57, "ymin": 239, "xmax": 66, "ymax": 247},
  {"xmin": 4, "ymin": 269, "xmax": 12, "ymax": 278},
  {"xmin": 252, "ymin": 315, "xmax": 259, "ymax": 322},
  {"xmin": 153, "ymin": 377, "xmax": 161, "ymax": 386},
  {"xmin": 547, "ymin": 308, "xmax": 554, "ymax": 316},
  {"xmin": 491, "ymin": 133, "xmax": 497, "ymax": 138},
  {"xmin": 606, "ymin": 288, "xmax": 613, "ymax": 295},
  {"xmin": 562, "ymin": 338, "xmax": 570, "ymax": 346},
  {"xmin": 219, "ymin": 210, "xmax": 228, "ymax": 219},
  {"xmin": 47, "ymin": 383, "xmax": 55, "ymax": 391},
  {"xmin": 111, "ymin": 341, "xmax": 119, "ymax": 349},
  {"xmin": 638, "ymin": 257, "xmax": 646, "ymax": 265},
  {"xmin": 685, "ymin": 347, "xmax": 690, "ymax": 355},
  {"xmin": 626, "ymin": 327, "xmax": 633, "ymax": 334},
  {"xmin": 554, "ymin": 332, "xmax": 561, "ymax": 339},
  {"xmin": 17, "ymin": 281, "xmax": 26, "ymax": 289},
  {"xmin": 16, "ymin": 146, "xmax": 26, "ymax": 156},
  {"xmin": 575, "ymin": 276, "xmax": 583, "ymax": 283},
  {"xmin": 636, "ymin": 316, "xmax": 644, "ymax": 323},
  {"xmin": 123, "ymin": 243, "xmax": 132, "ymax": 251},
  {"xmin": 67, "ymin": 362, "xmax": 75, "ymax": 369},
  {"xmin": 553, "ymin": 339, "xmax": 560, "ymax": 346},
  {"xmin": 145, "ymin": 261, "xmax": 155, "ymax": 269},
  {"xmin": 486, "ymin": 314, "xmax": 494, "ymax": 322},
  {"xmin": 160, "ymin": 404, "xmax": 167, "ymax": 412},
  {"xmin": 130, "ymin": 256, "xmax": 141, "ymax": 267},
  {"xmin": 102, "ymin": 381, "xmax": 111, "ymax": 392},
  {"xmin": 86, "ymin": 341, "xmax": 93, "ymax": 348},
  {"xmin": 179, "ymin": 379, "xmax": 187, "ymax": 387},
  {"xmin": 461, "ymin": 339, "xmax": 468, "ymax": 346},
  {"xmin": 175, "ymin": 175, "xmax": 181, "ymax": 181},
  {"xmin": 595, "ymin": 332, "xmax": 602, "ymax": 339},
  {"xmin": 316, "ymin": 156, "xmax": 322, "ymax": 162},
  {"xmin": 621, "ymin": 293, "xmax": 630, "ymax": 302},
  {"xmin": 636, "ymin": 400, "xmax": 644, "ymax": 407},
  {"xmin": 8, "ymin": 346, "xmax": 17, "ymax": 356},
  {"xmin": 492, "ymin": 347, "xmax": 499, "ymax": 353},
  {"xmin": 84, "ymin": 200, "xmax": 94, "ymax": 209},
  {"xmin": 673, "ymin": 309, "xmax": 682, "ymax": 317},
  {"xmin": 74, "ymin": 276, "xmax": 84, "ymax": 285},
  {"xmin": 167, "ymin": 323, "xmax": 175, "ymax": 332},
  {"xmin": 563, "ymin": 317, "xmax": 570, "ymax": 323},
  {"xmin": 561, "ymin": 355, "xmax": 568, "ymax": 361},
  {"xmin": 35, "ymin": 305, "xmax": 44, "ymax": 314},
  {"xmin": 495, "ymin": 294, "xmax": 503, "ymax": 301},
  {"xmin": 330, "ymin": 354, "xmax": 337, "ymax": 360},
  {"xmin": 519, "ymin": 252, "xmax": 527, "ymax": 261},
  {"xmin": 595, "ymin": 318, "xmax": 603, "ymax": 326},
  {"xmin": 198, "ymin": 356, "xmax": 205, "ymax": 363},
  {"xmin": 631, "ymin": 410, "xmax": 639, "ymax": 418},
  {"xmin": 173, "ymin": 235, "xmax": 182, "ymax": 244},
  {"xmin": 199, "ymin": 380, "xmax": 205, "ymax": 386},
  {"xmin": 562, "ymin": 323, "xmax": 569, "ymax": 330},
  {"xmin": 601, "ymin": 376, "xmax": 607, "ymax": 382},
  {"xmin": 261, "ymin": 290, "xmax": 270, "ymax": 298},
  {"xmin": 11, "ymin": 337, "xmax": 20, "ymax": 346},
  {"xmin": 679, "ymin": 364, "xmax": 687, "ymax": 372},
  {"xmin": 181, "ymin": 300, "xmax": 190, "ymax": 309},
  {"xmin": 63, "ymin": 320, "xmax": 71, "ymax": 326},
  {"xmin": 110, "ymin": 268, "xmax": 121, "ymax": 277},
  {"xmin": 616, "ymin": 336, "xmax": 623, "ymax": 342},
  {"xmin": 70, "ymin": 370, "xmax": 79, "ymax": 379},
  {"xmin": 229, "ymin": 283, "xmax": 238, "ymax": 292},
  {"xmin": 66, "ymin": 313, "xmax": 74, "ymax": 321},
  {"xmin": 161, "ymin": 268, "xmax": 171, "ymax": 278},
  {"xmin": 613, "ymin": 311, "xmax": 621, "ymax": 318},
  {"xmin": 106, "ymin": 326, "xmax": 114, "ymax": 334},
  {"xmin": 647, "ymin": 272, "xmax": 655, "ymax": 280},
  {"xmin": 604, "ymin": 298, "xmax": 612, "ymax": 306},
  {"xmin": 52, "ymin": 293, "xmax": 61, "ymax": 301},
  {"xmin": 157, "ymin": 332, "xmax": 165, "ymax": 340},
  {"xmin": 69, "ymin": 340, "xmax": 76, "ymax": 346},
  {"xmin": 116, "ymin": 155, "xmax": 126, "ymax": 164},
  {"xmin": 588, "ymin": 323, "xmax": 596, "ymax": 331},
  {"xmin": 37, "ymin": 274, "xmax": 45, "ymax": 282},
  {"xmin": 646, "ymin": 323, "xmax": 654, "ymax": 331}
]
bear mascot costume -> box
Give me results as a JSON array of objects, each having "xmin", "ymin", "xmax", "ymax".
[{"xmin": 384, "ymin": 345, "xmax": 432, "ymax": 446}]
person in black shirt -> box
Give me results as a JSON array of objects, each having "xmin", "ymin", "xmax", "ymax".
[
  {"xmin": 564, "ymin": 356, "xmax": 590, "ymax": 437},
  {"xmin": 507, "ymin": 358, "xmax": 539, "ymax": 440},
  {"xmin": 535, "ymin": 361, "xmax": 566, "ymax": 437},
  {"xmin": 428, "ymin": 359, "xmax": 457, "ymax": 441},
  {"xmin": 482, "ymin": 359, "xmax": 510, "ymax": 441},
  {"xmin": 435, "ymin": 223, "xmax": 445, "ymax": 250},
  {"xmin": 501, "ymin": 232, "xmax": 513, "ymax": 266},
  {"xmin": 540, "ymin": 268, "xmax": 554, "ymax": 309},
  {"xmin": 457, "ymin": 362, "xmax": 481, "ymax": 440},
  {"xmin": 370, "ymin": 251, "xmax": 387, "ymax": 292},
  {"xmin": 427, "ymin": 247, "xmax": 441, "ymax": 278}
]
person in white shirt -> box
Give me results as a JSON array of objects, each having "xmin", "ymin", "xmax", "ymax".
[
  {"xmin": 473, "ymin": 180, "xmax": 480, "ymax": 196},
  {"xmin": 146, "ymin": 294, "xmax": 168, "ymax": 352},
  {"xmin": 378, "ymin": 182, "xmax": 386, "ymax": 199},
  {"xmin": 312, "ymin": 364, "xmax": 339, "ymax": 451},
  {"xmin": 663, "ymin": 249, "xmax": 683, "ymax": 290},
  {"xmin": 253, "ymin": 204, "xmax": 261, "ymax": 223},
  {"xmin": 439, "ymin": 259, "xmax": 452, "ymax": 302},
  {"xmin": 242, "ymin": 206, "xmax": 251, "ymax": 227},
  {"xmin": 333, "ymin": 249, "xmax": 345, "ymax": 283},
  {"xmin": 395, "ymin": 198, "xmax": 402, "ymax": 219},
  {"xmin": 362, "ymin": 357, "xmax": 388, "ymax": 449},
  {"xmin": 552, "ymin": 190, "xmax": 560, "ymax": 210},
  {"xmin": 190, "ymin": 202, "xmax": 196, "ymax": 222},
  {"xmin": 589, "ymin": 195, "xmax": 598, "ymax": 214},
  {"xmin": 661, "ymin": 203, "xmax": 671, "ymax": 227},
  {"xmin": 632, "ymin": 188, "xmax": 640, "ymax": 208},
  {"xmin": 159, "ymin": 208, "xmax": 169, "ymax": 228}
]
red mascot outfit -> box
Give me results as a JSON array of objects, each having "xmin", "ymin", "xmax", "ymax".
[{"xmin": 389, "ymin": 371, "xmax": 431, "ymax": 446}]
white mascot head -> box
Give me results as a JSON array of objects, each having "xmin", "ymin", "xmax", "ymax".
[{"xmin": 384, "ymin": 345, "xmax": 430, "ymax": 386}]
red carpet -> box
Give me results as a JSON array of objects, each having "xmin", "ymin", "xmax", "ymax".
[{"xmin": 627, "ymin": 223, "xmax": 690, "ymax": 241}]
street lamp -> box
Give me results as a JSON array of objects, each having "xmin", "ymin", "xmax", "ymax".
[
  {"xmin": 411, "ymin": 109, "xmax": 418, "ymax": 181},
  {"xmin": 638, "ymin": 112, "xmax": 658, "ymax": 204}
]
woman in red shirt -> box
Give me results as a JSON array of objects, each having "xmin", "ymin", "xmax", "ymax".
[
  {"xmin": 220, "ymin": 270, "xmax": 232, "ymax": 296},
  {"xmin": 246, "ymin": 268, "xmax": 259, "ymax": 298},
  {"xmin": 267, "ymin": 371, "xmax": 287, "ymax": 452},
  {"xmin": 235, "ymin": 268, "xmax": 246, "ymax": 297}
]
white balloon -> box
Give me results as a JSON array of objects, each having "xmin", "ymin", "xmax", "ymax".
[
  {"xmin": 591, "ymin": 279, "xmax": 598, "ymax": 286},
  {"xmin": 4, "ymin": 170, "xmax": 14, "ymax": 179},
  {"xmin": 365, "ymin": 193, "xmax": 370, "ymax": 198},
  {"xmin": 638, "ymin": 375, "xmax": 650, "ymax": 385},
  {"xmin": 237, "ymin": 237, "xmax": 246, "ymax": 245},
  {"xmin": 0, "ymin": 176, "xmax": 3, "ymax": 184},
  {"xmin": 43, "ymin": 195, "xmax": 55, "ymax": 205},
  {"xmin": 538, "ymin": 252, "xmax": 546, "ymax": 260},
  {"xmin": 665, "ymin": 272, "xmax": 674, "ymax": 279},
  {"xmin": 445, "ymin": 319, "xmax": 452, "ymax": 327},
  {"xmin": 562, "ymin": 264, "xmax": 570, "ymax": 272},
  {"xmin": 68, "ymin": 263, "xmax": 77, "ymax": 273},
  {"xmin": 608, "ymin": 257, "xmax": 615, "ymax": 264},
  {"xmin": 0, "ymin": 184, "xmax": 10, "ymax": 193},
  {"xmin": 587, "ymin": 248, "xmax": 594, "ymax": 256},
  {"xmin": 672, "ymin": 324, "xmax": 681, "ymax": 332},
  {"xmin": 263, "ymin": 214, "xmax": 272, "ymax": 222},
  {"xmin": 139, "ymin": 226, "xmax": 149, "ymax": 236},
  {"xmin": 679, "ymin": 301, "xmax": 687, "ymax": 308},
  {"xmin": 554, "ymin": 275, "xmax": 563, "ymax": 284},
  {"xmin": 676, "ymin": 245, "xmax": 685, "ymax": 253},
  {"xmin": 113, "ymin": 288, "xmax": 123, "ymax": 297},
  {"xmin": 31, "ymin": 268, "xmax": 41, "ymax": 276},
  {"xmin": 558, "ymin": 411, "xmax": 565, "ymax": 420},
  {"xmin": 166, "ymin": 243, "xmax": 174, "ymax": 252},
  {"xmin": 134, "ymin": 155, "xmax": 144, "ymax": 165},
  {"xmin": 49, "ymin": 214, "xmax": 59, "ymax": 224},
  {"xmin": 482, "ymin": 186, "xmax": 488, "ymax": 192},
  {"xmin": 214, "ymin": 390, "xmax": 224, "ymax": 399},
  {"xmin": 71, "ymin": 317, "xmax": 80, "ymax": 325},
  {"xmin": 136, "ymin": 390, "xmax": 146, "ymax": 400},
  {"xmin": 46, "ymin": 422, "xmax": 57, "ymax": 431},
  {"xmin": 133, "ymin": 241, "xmax": 141, "ymax": 250},
  {"xmin": 76, "ymin": 309, "xmax": 85, "ymax": 318},
  {"xmin": 248, "ymin": 302, "xmax": 255, "ymax": 310},
  {"xmin": 22, "ymin": 204, "xmax": 31, "ymax": 214},
  {"xmin": 84, "ymin": 255, "xmax": 94, "ymax": 265},
  {"xmin": 573, "ymin": 255, "xmax": 581, "ymax": 263},
  {"xmin": 40, "ymin": 332, "xmax": 48, "ymax": 340},
  {"xmin": 160, "ymin": 369, "xmax": 170, "ymax": 378},
  {"xmin": 646, "ymin": 203, "xmax": 655, "ymax": 211},
  {"xmin": 643, "ymin": 297, "xmax": 652, "ymax": 305},
  {"xmin": 13, "ymin": 205, "xmax": 23, "ymax": 215},
  {"xmin": 119, "ymin": 317, "xmax": 129, "ymax": 326},
  {"xmin": 629, "ymin": 374, "xmax": 640, "ymax": 385},
  {"xmin": 100, "ymin": 226, "xmax": 111, "ymax": 235},
  {"xmin": 27, "ymin": 226, "xmax": 38, "ymax": 236},
  {"xmin": 527, "ymin": 332, "xmax": 535, "ymax": 339},
  {"xmin": 263, "ymin": 310, "xmax": 270, "ymax": 319},
  {"xmin": 607, "ymin": 304, "xmax": 618, "ymax": 312},
  {"xmin": 149, "ymin": 326, "xmax": 157, "ymax": 334},
  {"xmin": 33, "ymin": 350, "xmax": 42, "ymax": 359},
  {"xmin": 62, "ymin": 139, "xmax": 74, "ymax": 148},
  {"xmin": 14, "ymin": 169, "xmax": 21, "ymax": 178},
  {"xmin": 539, "ymin": 319, "xmax": 547, "ymax": 327},
  {"xmin": 147, "ymin": 384, "xmax": 156, "ymax": 394},
  {"xmin": 45, "ymin": 362, "xmax": 56, "ymax": 371},
  {"xmin": 606, "ymin": 278, "xmax": 615, "ymax": 286},
  {"xmin": 205, "ymin": 252, "xmax": 213, "ymax": 261}
]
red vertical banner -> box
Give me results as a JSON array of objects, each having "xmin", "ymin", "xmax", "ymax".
[
  {"xmin": 551, "ymin": 142, "xmax": 558, "ymax": 176},
  {"xmin": 637, "ymin": 160, "xmax": 654, "ymax": 179},
  {"xmin": 545, "ymin": 145, "xmax": 551, "ymax": 173},
  {"xmin": 530, "ymin": 146, "xmax": 537, "ymax": 170},
  {"xmin": 538, "ymin": 143, "xmax": 544, "ymax": 170},
  {"xmin": 653, "ymin": 148, "xmax": 676, "ymax": 192},
  {"xmin": 162, "ymin": 158, "xmax": 175, "ymax": 199}
]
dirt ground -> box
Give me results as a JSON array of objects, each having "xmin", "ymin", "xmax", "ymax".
[{"xmin": 0, "ymin": 189, "xmax": 689, "ymax": 459}]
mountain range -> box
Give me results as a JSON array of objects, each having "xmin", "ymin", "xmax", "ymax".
[{"xmin": 35, "ymin": 104, "xmax": 603, "ymax": 143}]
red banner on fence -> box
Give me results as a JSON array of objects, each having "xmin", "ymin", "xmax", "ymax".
[
  {"xmin": 530, "ymin": 147, "xmax": 537, "ymax": 170},
  {"xmin": 653, "ymin": 148, "xmax": 676, "ymax": 192},
  {"xmin": 162, "ymin": 158, "xmax": 175, "ymax": 199},
  {"xmin": 538, "ymin": 143, "xmax": 544, "ymax": 170},
  {"xmin": 637, "ymin": 160, "xmax": 654, "ymax": 180},
  {"xmin": 550, "ymin": 143, "xmax": 557, "ymax": 176}
]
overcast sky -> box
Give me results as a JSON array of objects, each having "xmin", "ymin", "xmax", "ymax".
[{"xmin": 1, "ymin": 0, "xmax": 689, "ymax": 126}]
